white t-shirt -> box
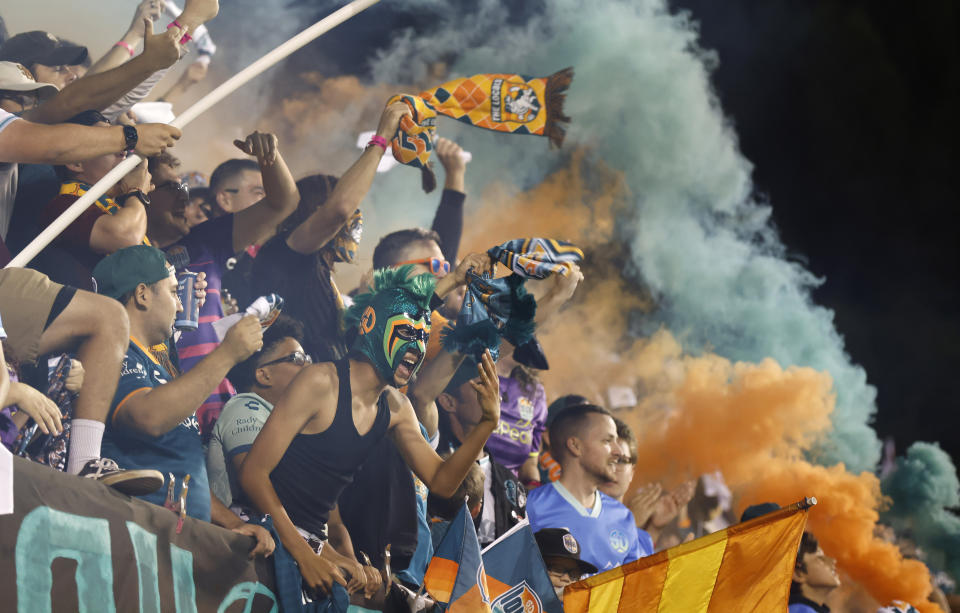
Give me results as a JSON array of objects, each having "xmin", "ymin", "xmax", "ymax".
[{"xmin": 477, "ymin": 454, "xmax": 497, "ymax": 545}]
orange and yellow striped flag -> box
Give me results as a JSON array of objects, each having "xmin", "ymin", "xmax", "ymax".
[{"xmin": 563, "ymin": 500, "xmax": 811, "ymax": 613}]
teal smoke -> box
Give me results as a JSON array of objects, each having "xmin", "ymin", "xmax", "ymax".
[
  {"xmin": 882, "ymin": 442, "xmax": 960, "ymax": 581},
  {"xmin": 362, "ymin": 0, "xmax": 881, "ymax": 471}
]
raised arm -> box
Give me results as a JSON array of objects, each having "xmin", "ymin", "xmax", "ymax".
[
  {"xmin": 239, "ymin": 362, "xmax": 348, "ymax": 594},
  {"xmin": 231, "ymin": 132, "xmax": 299, "ymax": 251},
  {"xmin": 24, "ymin": 20, "xmax": 184, "ymax": 125},
  {"xmin": 391, "ymin": 350, "xmax": 499, "ymax": 497},
  {"xmin": 87, "ymin": 0, "xmax": 164, "ymax": 75},
  {"xmin": 430, "ymin": 137, "xmax": 467, "ymax": 262},
  {"xmin": 115, "ymin": 315, "xmax": 260, "ymax": 436},
  {"xmin": 285, "ymin": 101, "xmax": 411, "ymax": 255},
  {"xmin": 0, "ymin": 117, "xmax": 180, "ymax": 165},
  {"xmin": 534, "ymin": 262, "xmax": 584, "ymax": 326}
]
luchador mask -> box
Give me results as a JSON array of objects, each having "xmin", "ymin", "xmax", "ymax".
[
  {"xmin": 354, "ymin": 287, "xmax": 431, "ymax": 383},
  {"xmin": 331, "ymin": 208, "xmax": 363, "ymax": 263}
]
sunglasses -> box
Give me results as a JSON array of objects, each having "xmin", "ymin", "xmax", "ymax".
[
  {"xmin": 396, "ymin": 257, "xmax": 450, "ymax": 276},
  {"xmin": 259, "ymin": 351, "xmax": 312, "ymax": 368},
  {"xmin": 156, "ymin": 180, "xmax": 189, "ymax": 196}
]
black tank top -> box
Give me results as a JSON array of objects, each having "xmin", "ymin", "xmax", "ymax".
[{"xmin": 269, "ymin": 359, "xmax": 391, "ymax": 538}]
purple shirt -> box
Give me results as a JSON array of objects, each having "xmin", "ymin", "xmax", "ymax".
[
  {"xmin": 485, "ymin": 375, "xmax": 547, "ymax": 474},
  {"xmin": 163, "ymin": 214, "xmax": 237, "ymax": 439}
]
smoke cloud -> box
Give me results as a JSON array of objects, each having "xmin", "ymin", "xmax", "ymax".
[
  {"xmin": 882, "ymin": 443, "xmax": 960, "ymax": 583},
  {"xmin": 455, "ymin": 157, "xmax": 941, "ymax": 610},
  {"xmin": 351, "ymin": 0, "xmax": 883, "ymax": 472}
]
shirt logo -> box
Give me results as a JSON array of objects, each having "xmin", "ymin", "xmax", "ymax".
[
  {"xmin": 491, "ymin": 581, "xmax": 542, "ymax": 613},
  {"xmin": 609, "ymin": 529, "xmax": 630, "ymax": 554},
  {"xmin": 517, "ymin": 397, "xmax": 534, "ymax": 422}
]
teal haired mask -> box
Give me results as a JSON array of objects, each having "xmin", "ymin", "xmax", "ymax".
[{"xmin": 344, "ymin": 265, "xmax": 436, "ymax": 383}]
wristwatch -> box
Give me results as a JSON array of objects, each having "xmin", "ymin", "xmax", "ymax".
[
  {"xmin": 120, "ymin": 190, "xmax": 151, "ymax": 206},
  {"xmin": 122, "ymin": 125, "xmax": 138, "ymax": 155}
]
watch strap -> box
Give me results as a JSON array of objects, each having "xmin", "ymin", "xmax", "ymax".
[
  {"xmin": 120, "ymin": 190, "xmax": 151, "ymax": 206},
  {"xmin": 122, "ymin": 125, "xmax": 138, "ymax": 154}
]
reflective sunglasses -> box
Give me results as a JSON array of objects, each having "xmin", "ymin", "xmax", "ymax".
[
  {"xmin": 259, "ymin": 351, "xmax": 312, "ymax": 368},
  {"xmin": 156, "ymin": 180, "xmax": 190, "ymax": 199},
  {"xmin": 396, "ymin": 257, "xmax": 450, "ymax": 276}
]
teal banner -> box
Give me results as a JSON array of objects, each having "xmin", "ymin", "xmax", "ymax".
[{"xmin": 0, "ymin": 457, "xmax": 277, "ymax": 612}]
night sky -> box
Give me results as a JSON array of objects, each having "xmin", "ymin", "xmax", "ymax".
[
  {"xmin": 269, "ymin": 0, "xmax": 960, "ymax": 464},
  {"xmin": 671, "ymin": 0, "xmax": 960, "ymax": 464}
]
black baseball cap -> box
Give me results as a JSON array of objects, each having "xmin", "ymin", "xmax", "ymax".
[
  {"xmin": 740, "ymin": 502, "xmax": 781, "ymax": 523},
  {"xmin": 534, "ymin": 528, "xmax": 599, "ymax": 575},
  {"xmin": 0, "ymin": 31, "xmax": 88, "ymax": 68},
  {"xmin": 545, "ymin": 394, "xmax": 590, "ymax": 427}
]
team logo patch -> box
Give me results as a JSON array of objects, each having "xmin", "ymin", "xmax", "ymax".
[
  {"xmin": 491, "ymin": 581, "xmax": 542, "ymax": 613},
  {"xmin": 562, "ymin": 533, "xmax": 578, "ymax": 554},
  {"xmin": 517, "ymin": 397, "xmax": 534, "ymax": 422},
  {"xmin": 504, "ymin": 479, "xmax": 518, "ymax": 506},
  {"xmin": 359, "ymin": 306, "xmax": 376, "ymax": 334},
  {"xmin": 609, "ymin": 529, "xmax": 630, "ymax": 554}
]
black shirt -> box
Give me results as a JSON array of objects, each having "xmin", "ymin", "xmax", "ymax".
[
  {"xmin": 269, "ymin": 359, "xmax": 390, "ymax": 538},
  {"xmin": 250, "ymin": 230, "xmax": 347, "ymax": 363}
]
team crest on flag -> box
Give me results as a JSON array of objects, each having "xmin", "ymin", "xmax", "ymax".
[
  {"xmin": 481, "ymin": 520, "xmax": 563, "ymax": 613},
  {"xmin": 491, "ymin": 581, "xmax": 542, "ymax": 613}
]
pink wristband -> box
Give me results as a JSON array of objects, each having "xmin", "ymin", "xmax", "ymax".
[
  {"xmin": 367, "ymin": 135, "xmax": 389, "ymax": 151},
  {"xmin": 114, "ymin": 40, "xmax": 136, "ymax": 57},
  {"xmin": 167, "ymin": 20, "xmax": 193, "ymax": 44}
]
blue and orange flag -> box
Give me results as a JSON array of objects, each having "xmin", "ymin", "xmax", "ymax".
[
  {"xmin": 481, "ymin": 520, "xmax": 564, "ymax": 613},
  {"xmin": 562, "ymin": 499, "xmax": 813, "ymax": 613},
  {"xmin": 423, "ymin": 503, "xmax": 492, "ymax": 612}
]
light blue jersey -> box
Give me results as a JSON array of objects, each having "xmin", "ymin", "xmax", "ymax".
[{"xmin": 527, "ymin": 481, "xmax": 643, "ymax": 572}]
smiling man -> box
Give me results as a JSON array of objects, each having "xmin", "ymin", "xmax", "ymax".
[
  {"xmin": 526, "ymin": 403, "xmax": 645, "ymax": 572},
  {"xmin": 789, "ymin": 532, "xmax": 841, "ymax": 613},
  {"xmin": 240, "ymin": 265, "xmax": 502, "ymax": 598}
]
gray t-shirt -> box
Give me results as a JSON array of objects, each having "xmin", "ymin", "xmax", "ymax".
[
  {"xmin": 205, "ymin": 392, "xmax": 272, "ymax": 508},
  {"xmin": 0, "ymin": 110, "xmax": 21, "ymax": 240}
]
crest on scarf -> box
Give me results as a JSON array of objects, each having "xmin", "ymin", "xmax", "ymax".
[
  {"xmin": 493, "ymin": 79, "xmax": 542, "ymax": 123},
  {"xmin": 491, "ymin": 582, "xmax": 542, "ymax": 613}
]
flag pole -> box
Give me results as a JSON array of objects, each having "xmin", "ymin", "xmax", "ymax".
[{"xmin": 6, "ymin": 0, "xmax": 381, "ymax": 269}]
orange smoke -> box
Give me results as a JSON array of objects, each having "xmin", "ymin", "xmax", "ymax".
[{"xmin": 460, "ymin": 155, "xmax": 942, "ymax": 612}]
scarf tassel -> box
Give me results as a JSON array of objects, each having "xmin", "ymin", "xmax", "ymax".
[
  {"xmin": 545, "ymin": 67, "xmax": 574, "ymax": 148},
  {"xmin": 421, "ymin": 163, "xmax": 437, "ymax": 194}
]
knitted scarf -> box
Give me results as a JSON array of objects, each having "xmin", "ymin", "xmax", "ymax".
[{"xmin": 388, "ymin": 68, "xmax": 574, "ymax": 192}]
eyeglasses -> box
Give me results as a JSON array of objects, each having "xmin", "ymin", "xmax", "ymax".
[
  {"xmin": 259, "ymin": 351, "xmax": 312, "ymax": 368},
  {"xmin": 156, "ymin": 181, "xmax": 190, "ymax": 199},
  {"xmin": 396, "ymin": 257, "xmax": 450, "ymax": 276}
]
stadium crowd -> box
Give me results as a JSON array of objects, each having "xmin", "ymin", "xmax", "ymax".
[{"xmin": 0, "ymin": 2, "xmax": 954, "ymax": 612}]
